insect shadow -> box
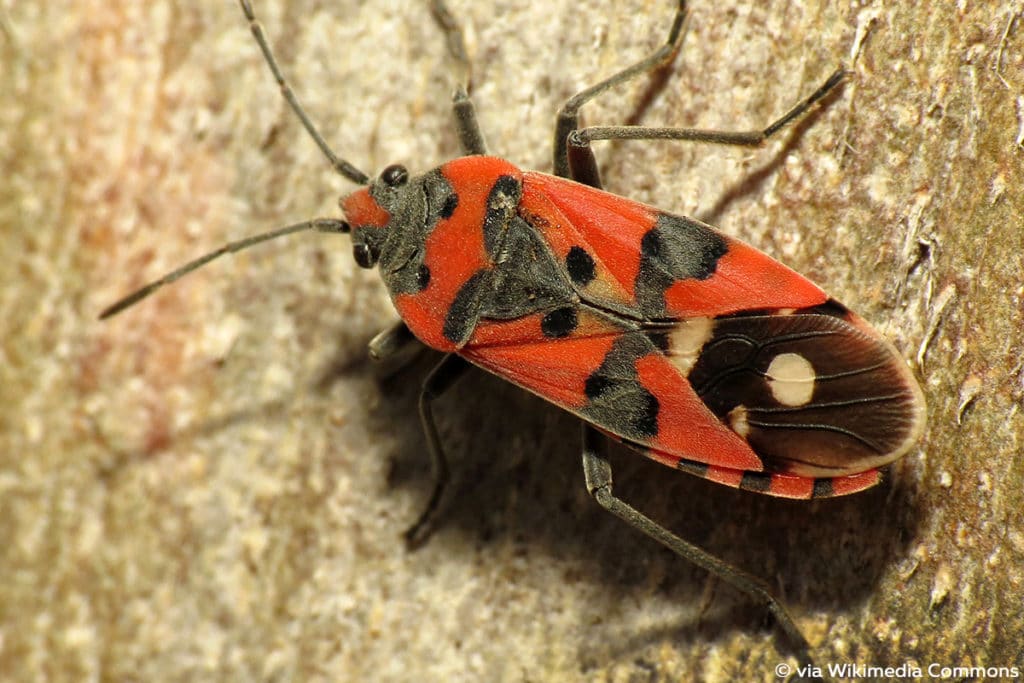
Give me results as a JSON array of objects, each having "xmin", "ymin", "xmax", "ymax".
[
  {"xmin": 333, "ymin": 345, "xmax": 926, "ymax": 662},
  {"xmin": 696, "ymin": 87, "xmax": 841, "ymax": 227}
]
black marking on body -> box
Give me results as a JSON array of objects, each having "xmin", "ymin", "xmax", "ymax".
[
  {"xmin": 689, "ymin": 309, "xmax": 920, "ymax": 473},
  {"xmin": 646, "ymin": 330, "xmax": 671, "ymax": 352},
  {"xmin": 584, "ymin": 373, "xmax": 613, "ymax": 401},
  {"xmin": 440, "ymin": 192, "xmax": 458, "ymax": 218},
  {"xmin": 634, "ymin": 393, "xmax": 660, "ymax": 437},
  {"xmin": 424, "ymin": 169, "xmax": 459, "ymax": 224},
  {"xmin": 739, "ymin": 472, "xmax": 772, "ymax": 493},
  {"xmin": 375, "ymin": 169, "xmax": 456, "ymax": 297},
  {"xmin": 443, "ymin": 270, "xmax": 491, "ymax": 345},
  {"xmin": 540, "ymin": 307, "xmax": 578, "ymax": 338},
  {"xmin": 482, "ymin": 175, "xmax": 523, "ymax": 257},
  {"xmin": 812, "ymin": 478, "xmax": 834, "ymax": 499},
  {"xmin": 386, "ymin": 244, "xmax": 432, "ymax": 296},
  {"xmin": 634, "ymin": 213, "xmax": 728, "ymax": 317},
  {"xmin": 475, "ymin": 173, "xmax": 577, "ymax": 322},
  {"xmin": 416, "ymin": 264, "xmax": 431, "ymax": 291},
  {"xmin": 480, "ymin": 219, "xmax": 577, "ymax": 321},
  {"xmin": 565, "ymin": 246, "xmax": 596, "ymax": 286},
  {"xmin": 434, "ymin": 173, "xmax": 585, "ymax": 344},
  {"xmin": 676, "ymin": 459, "xmax": 710, "ymax": 478},
  {"xmin": 581, "ymin": 333, "xmax": 661, "ymax": 440}
]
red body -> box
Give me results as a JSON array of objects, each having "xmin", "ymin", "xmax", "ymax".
[{"xmin": 342, "ymin": 156, "xmax": 926, "ymax": 499}]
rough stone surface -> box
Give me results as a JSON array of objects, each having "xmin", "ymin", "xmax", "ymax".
[{"xmin": 2, "ymin": 1, "xmax": 1022, "ymax": 681}]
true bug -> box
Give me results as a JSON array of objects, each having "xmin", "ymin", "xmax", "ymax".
[{"xmin": 101, "ymin": 0, "xmax": 926, "ymax": 666}]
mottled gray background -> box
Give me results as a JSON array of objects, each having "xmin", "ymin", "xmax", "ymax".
[{"xmin": 2, "ymin": 0, "xmax": 1022, "ymax": 681}]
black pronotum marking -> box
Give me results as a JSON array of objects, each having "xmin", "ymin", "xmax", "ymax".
[
  {"xmin": 415, "ymin": 264, "xmax": 431, "ymax": 291},
  {"xmin": 565, "ymin": 245, "xmax": 596, "ymax": 286},
  {"xmin": 423, "ymin": 169, "xmax": 460, "ymax": 225},
  {"xmin": 634, "ymin": 213, "xmax": 728, "ymax": 317},
  {"xmin": 440, "ymin": 192, "xmax": 458, "ymax": 218},
  {"xmin": 443, "ymin": 269, "xmax": 490, "ymax": 344},
  {"xmin": 371, "ymin": 169, "xmax": 457, "ymax": 296}
]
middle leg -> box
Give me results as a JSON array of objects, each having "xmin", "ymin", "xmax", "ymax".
[
  {"xmin": 404, "ymin": 352, "xmax": 472, "ymax": 548},
  {"xmin": 554, "ymin": 0, "xmax": 688, "ymax": 182}
]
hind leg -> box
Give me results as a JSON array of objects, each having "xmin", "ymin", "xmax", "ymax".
[{"xmin": 579, "ymin": 425, "xmax": 816, "ymax": 664}]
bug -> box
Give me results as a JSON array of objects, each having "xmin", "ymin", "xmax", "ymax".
[{"xmin": 101, "ymin": 0, "xmax": 926, "ymax": 667}]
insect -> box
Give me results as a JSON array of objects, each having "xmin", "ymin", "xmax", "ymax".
[{"xmin": 101, "ymin": 0, "xmax": 926, "ymax": 666}]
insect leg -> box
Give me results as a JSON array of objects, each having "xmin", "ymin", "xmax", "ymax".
[
  {"xmin": 451, "ymin": 89, "xmax": 487, "ymax": 156},
  {"xmin": 404, "ymin": 353, "xmax": 472, "ymax": 549},
  {"xmin": 238, "ymin": 0, "xmax": 369, "ymax": 184},
  {"xmin": 429, "ymin": 0, "xmax": 487, "ymax": 155},
  {"xmin": 554, "ymin": 0, "xmax": 687, "ymax": 181},
  {"xmin": 580, "ymin": 424, "xmax": 817, "ymax": 667},
  {"xmin": 367, "ymin": 321, "xmax": 424, "ymax": 378},
  {"xmin": 569, "ymin": 68, "xmax": 846, "ymax": 152}
]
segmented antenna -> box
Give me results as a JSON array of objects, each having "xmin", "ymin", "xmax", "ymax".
[
  {"xmin": 98, "ymin": 219, "xmax": 349, "ymax": 319},
  {"xmin": 101, "ymin": 0, "xmax": 372, "ymax": 319},
  {"xmin": 239, "ymin": 0, "xmax": 369, "ymax": 184}
]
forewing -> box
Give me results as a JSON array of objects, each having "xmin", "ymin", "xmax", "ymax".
[
  {"xmin": 520, "ymin": 172, "xmax": 829, "ymax": 320},
  {"xmin": 461, "ymin": 308, "xmax": 765, "ymax": 472},
  {"xmin": 458, "ymin": 170, "xmax": 924, "ymax": 495},
  {"xmin": 655, "ymin": 305, "xmax": 926, "ymax": 478}
]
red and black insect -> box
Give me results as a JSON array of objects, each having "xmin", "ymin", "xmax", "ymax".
[{"xmin": 101, "ymin": 0, "xmax": 926, "ymax": 664}]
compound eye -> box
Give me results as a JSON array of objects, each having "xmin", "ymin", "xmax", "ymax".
[
  {"xmin": 353, "ymin": 243, "xmax": 378, "ymax": 268},
  {"xmin": 381, "ymin": 164, "xmax": 408, "ymax": 187}
]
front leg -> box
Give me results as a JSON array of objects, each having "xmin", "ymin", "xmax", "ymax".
[
  {"xmin": 367, "ymin": 320, "xmax": 423, "ymax": 378},
  {"xmin": 429, "ymin": 0, "xmax": 488, "ymax": 155}
]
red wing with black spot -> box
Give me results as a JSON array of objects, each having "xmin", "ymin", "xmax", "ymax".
[
  {"xmin": 520, "ymin": 172, "xmax": 830, "ymax": 318},
  {"xmin": 344, "ymin": 158, "xmax": 924, "ymax": 498},
  {"xmin": 446, "ymin": 164, "xmax": 924, "ymax": 499}
]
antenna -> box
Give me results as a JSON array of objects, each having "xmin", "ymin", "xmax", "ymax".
[
  {"xmin": 239, "ymin": 0, "xmax": 369, "ymax": 184},
  {"xmin": 101, "ymin": 0, "xmax": 377, "ymax": 319},
  {"xmin": 98, "ymin": 219, "xmax": 348, "ymax": 319}
]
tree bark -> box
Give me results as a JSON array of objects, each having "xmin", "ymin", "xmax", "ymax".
[{"xmin": 2, "ymin": 0, "xmax": 1021, "ymax": 680}]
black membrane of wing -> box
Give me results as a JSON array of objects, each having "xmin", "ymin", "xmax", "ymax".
[{"xmin": 687, "ymin": 309, "xmax": 918, "ymax": 472}]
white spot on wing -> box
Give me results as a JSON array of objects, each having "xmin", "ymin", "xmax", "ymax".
[
  {"xmin": 728, "ymin": 404, "xmax": 750, "ymax": 437},
  {"xmin": 766, "ymin": 352, "xmax": 816, "ymax": 406},
  {"xmin": 666, "ymin": 317, "xmax": 714, "ymax": 377}
]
